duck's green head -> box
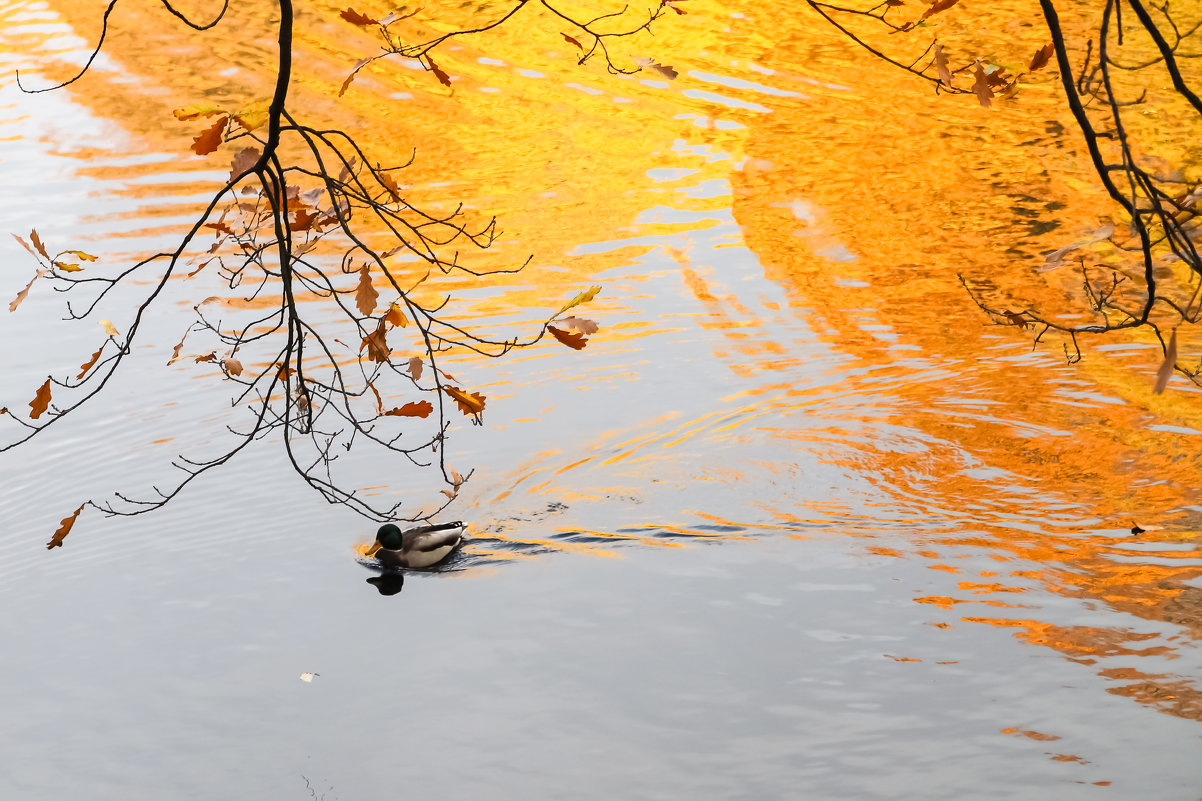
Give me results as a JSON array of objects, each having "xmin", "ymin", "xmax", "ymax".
[{"xmin": 367, "ymin": 523, "xmax": 404, "ymax": 556}]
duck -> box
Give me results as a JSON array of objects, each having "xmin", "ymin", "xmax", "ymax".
[{"xmin": 365, "ymin": 521, "xmax": 465, "ymax": 569}]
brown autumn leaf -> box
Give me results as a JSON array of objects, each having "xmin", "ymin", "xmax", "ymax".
[
  {"xmin": 13, "ymin": 233, "xmax": 39, "ymax": 260},
  {"xmin": 340, "ymin": 7, "xmax": 379, "ymax": 25},
  {"xmin": 1029, "ymin": 42, "xmax": 1055, "ymax": 72},
  {"xmin": 361, "ymin": 319, "xmax": 390, "ymax": 363},
  {"xmin": 9, "ymin": 270, "xmax": 46, "ymax": 312},
  {"xmin": 30, "ymin": 229, "xmax": 50, "ymax": 261},
  {"xmin": 426, "ymin": 54, "xmax": 452, "ymax": 87},
  {"xmin": 1002, "ymin": 311, "xmax": 1030, "ymax": 330},
  {"xmin": 77, "ymin": 346, "xmax": 104, "ymax": 379},
  {"xmin": 195, "ymin": 352, "xmax": 218, "ymax": 364},
  {"xmin": 29, "ymin": 378, "xmax": 52, "ymax": 419},
  {"xmin": 921, "ymin": 0, "xmax": 959, "ymax": 20},
  {"xmin": 223, "ymin": 357, "xmax": 244, "ymax": 376},
  {"xmin": 972, "ymin": 61, "xmax": 994, "ymax": 108},
  {"xmin": 46, "ymin": 503, "xmax": 85, "ymax": 550},
  {"xmin": 444, "ymin": 385, "xmax": 486, "ymax": 417},
  {"xmin": 933, "ymin": 42, "xmax": 953, "ymax": 88},
  {"xmin": 378, "ymin": 170, "xmax": 402, "ymax": 202},
  {"xmin": 230, "ymin": 146, "xmax": 261, "ymax": 181},
  {"xmin": 385, "ymin": 400, "xmax": 434, "ymax": 418},
  {"xmin": 192, "ymin": 116, "xmax": 228, "ymax": 156},
  {"xmin": 355, "ymin": 265, "xmax": 378, "ymax": 316},
  {"xmin": 562, "ymin": 32, "xmax": 584, "ymax": 50},
  {"xmin": 407, "ymin": 355, "xmax": 423, "ymax": 382},
  {"xmin": 634, "ymin": 57, "xmax": 678, "ymax": 80},
  {"xmin": 367, "ymin": 381, "xmax": 384, "ymax": 414},
  {"xmin": 663, "ymin": 0, "xmax": 687, "ymax": 14},
  {"xmin": 205, "ymin": 221, "xmax": 235, "ymax": 236},
  {"xmin": 548, "ymin": 325, "xmax": 588, "ymax": 350},
  {"xmin": 168, "ymin": 330, "xmax": 189, "ymax": 364},
  {"xmin": 558, "ymin": 316, "xmax": 598, "ymax": 335},
  {"xmin": 1154, "ymin": 329, "xmax": 1178, "ymax": 394},
  {"xmin": 385, "ymin": 301, "xmax": 408, "ymax": 328},
  {"xmin": 339, "ymin": 58, "xmax": 371, "ymax": 97},
  {"xmin": 290, "ymin": 207, "xmax": 320, "ymax": 232}
]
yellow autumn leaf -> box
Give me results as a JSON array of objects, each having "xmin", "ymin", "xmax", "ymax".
[
  {"xmin": 173, "ymin": 104, "xmax": 227, "ymax": 121},
  {"xmin": 233, "ymin": 99, "xmax": 271, "ymax": 132},
  {"xmin": 100, "ymin": 319, "xmax": 119, "ymax": 337},
  {"xmin": 556, "ymin": 285, "xmax": 601, "ymax": 317}
]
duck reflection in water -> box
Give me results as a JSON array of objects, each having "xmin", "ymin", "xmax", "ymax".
[{"xmin": 366, "ymin": 573, "xmax": 406, "ymax": 596}]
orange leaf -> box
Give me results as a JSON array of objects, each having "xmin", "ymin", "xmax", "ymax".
[
  {"xmin": 29, "ymin": 378, "xmax": 51, "ymax": 419},
  {"xmin": 205, "ymin": 221, "xmax": 235, "ymax": 235},
  {"xmin": 548, "ymin": 325, "xmax": 587, "ymax": 350},
  {"xmin": 1029, "ymin": 42, "xmax": 1055, "ymax": 72},
  {"xmin": 385, "ymin": 400, "xmax": 434, "ymax": 418},
  {"xmin": 30, "ymin": 229, "xmax": 50, "ymax": 261},
  {"xmin": 46, "ymin": 504, "xmax": 85, "ymax": 550},
  {"xmin": 443, "ymin": 385, "xmax": 486, "ymax": 417},
  {"xmin": 339, "ymin": 58, "xmax": 371, "ymax": 97},
  {"xmin": 361, "ymin": 319, "xmax": 390, "ymax": 363},
  {"xmin": 379, "ymin": 170, "xmax": 402, "ymax": 202},
  {"xmin": 921, "ymin": 0, "xmax": 959, "ymax": 20},
  {"xmin": 972, "ymin": 61, "xmax": 994, "ymax": 108},
  {"xmin": 355, "ymin": 265, "xmax": 378, "ymax": 316},
  {"xmin": 290, "ymin": 207, "xmax": 320, "ymax": 232},
  {"xmin": 385, "ymin": 301, "xmax": 408, "ymax": 327},
  {"xmin": 9, "ymin": 270, "xmax": 44, "ymax": 312},
  {"xmin": 1154, "ymin": 329, "xmax": 1178, "ymax": 394},
  {"xmin": 663, "ymin": 0, "xmax": 687, "ymax": 14},
  {"xmin": 192, "ymin": 116, "xmax": 228, "ymax": 156},
  {"xmin": 367, "ymin": 381, "xmax": 384, "ymax": 414},
  {"xmin": 562, "ymin": 32, "xmax": 584, "ymax": 50},
  {"xmin": 195, "ymin": 352, "xmax": 218, "ymax": 364},
  {"xmin": 77, "ymin": 345, "xmax": 104, "ymax": 379},
  {"xmin": 340, "ymin": 7, "xmax": 378, "ymax": 25},
  {"xmin": 426, "ymin": 54, "xmax": 452, "ymax": 87},
  {"xmin": 223, "ymin": 356, "xmax": 244, "ymax": 376}
]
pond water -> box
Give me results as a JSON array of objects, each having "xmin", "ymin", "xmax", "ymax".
[{"xmin": 1, "ymin": 0, "xmax": 1200, "ymax": 798}]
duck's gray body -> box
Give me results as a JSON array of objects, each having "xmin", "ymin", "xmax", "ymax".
[{"xmin": 369, "ymin": 522, "xmax": 465, "ymax": 569}]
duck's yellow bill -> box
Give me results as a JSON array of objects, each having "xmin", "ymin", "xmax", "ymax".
[{"xmin": 365, "ymin": 541, "xmax": 381, "ymax": 557}]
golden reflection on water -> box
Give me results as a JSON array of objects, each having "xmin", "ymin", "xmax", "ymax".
[{"xmin": 4, "ymin": 0, "xmax": 1201, "ymax": 720}]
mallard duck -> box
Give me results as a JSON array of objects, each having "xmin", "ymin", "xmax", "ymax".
[{"xmin": 365, "ymin": 521, "xmax": 465, "ymax": 569}]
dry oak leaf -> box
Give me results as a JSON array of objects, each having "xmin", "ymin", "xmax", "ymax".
[
  {"xmin": 223, "ymin": 357, "xmax": 244, "ymax": 376},
  {"xmin": 12, "ymin": 233, "xmax": 40, "ymax": 260},
  {"xmin": 634, "ymin": 57, "xmax": 679, "ymax": 80},
  {"xmin": 426, "ymin": 54, "xmax": 452, "ymax": 87},
  {"xmin": 443, "ymin": 385, "xmax": 486, "ymax": 417},
  {"xmin": 230, "ymin": 146, "xmax": 261, "ymax": 181},
  {"xmin": 933, "ymin": 42, "xmax": 953, "ymax": 88},
  {"xmin": 385, "ymin": 301, "xmax": 408, "ymax": 328},
  {"xmin": 47, "ymin": 504, "xmax": 85, "ymax": 550},
  {"xmin": 378, "ymin": 171, "xmax": 402, "ymax": 202},
  {"xmin": 339, "ymin": 58, "xmax": 371, "ymax": 98},
  {"xmin": 548, "ymin": 325, "xmax": 587, "ymax": 350},
  {"xmin": 407, "ymin": 355, "xmax": 423, "ymax": 382},
  {"xmin": 385, "ymin": 400, "xmax": 434, "ymax": 418},
  {"xmin": 30, "ymin": 229, "xmax": 51, "ymax": 261},
  {"xmin": 1154, "ymin": 329, "xmax": 1178, "ymax": 394},
  {"xmin": 355, "ymin": 265, "xmax": 379, "ymax": 316},
  {"xmin": 562, "ymin": 32, "xmax": 584, "ymax": 50},
  {"xmin": 77, "ymin": 346, "xmax": 104, "ymax": 379},
  {"xmin": 1029, "ymin": 42, "xmax": 1055, "ymax": 72},
  {"xmin": 558, "ymin": 316, "xmax": 598, "ymax": 335},
  {"xmin": 9, "ymin": 269, "xmax": 46, "ymax": 312},
  {"xmin": 232, "ymin": 99, "xmax": 270, "ymax": 132},
  {"xmin": 663, "ymin": 0, "xmax": 688, "ymax": 14},
  {"xmin": 29, "ymin": 378, "xmax": 52, "ymax": 419},
  {"xmin": 1002, "ymin": 311, "xmax": 1030, "ymax": 330},
  {"xmin": 339, "ymin": 7, "xmax": 379, "ymax": 25},
  {"xmin": 290, "ymin": 207, "xmax": 320, "ymax": 232},
  {"xmin": 557, "ymin": 285, "xmax": 601, "ymax": 316},
  {"xmin": 361, "ymin": 319, "xmax": 390, "ymax": 363},
  {"xmin": 195, "ymin": 352, "xmax": 218, "ymax": 364},
  {"xmin": 192, "ymin": 116, "xmax": 228, "ymax": 156},
  {"xmin": 972, "ymin": 61, "xmax": 994, "ymax": 108}
]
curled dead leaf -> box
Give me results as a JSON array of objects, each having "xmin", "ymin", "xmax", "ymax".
[
  {"xmin": 195, "ymin": 352, "xmax": 218, "ymax": 364},
  {"xmin": 933, "ymin": 42, "xmax": 953, "ymax": 88},
  {"xmin": 921, "ymin": 0, "xmax": 959, "ymax": 20},
  {"xmin": 100, "ymin": 319, "xmax": 119, "ymax": 337},
  {"xmin": 77, "ymin": 346, "xmax": 104, "ymax": 379},
  {"xmin": 9, "ymin": 270, "xmax": 46, "ymax": 312},
  {"xmin": 562, "ymin": 32, "xmax": 584, "ymax": 50},
  {"xmin": 557, "ymin": 285, "xmax": 601, "ymax": 316},
  {"xmin": 192, "ymin": 116, "xmax": 228, "ymax": 156},
  {"xmin": 1153, "ymin": 329, "xmax": 1178, "ymax": 394},
  {"xmin": 1029, "ymin": 42, "xmax": 1055, "ymax": 72},
  {"xmin": 548, "ymin": 325, "xmax": 587, "ymax": 350},
  {"xmin": 426, "ymin": 54, "xmax": 452, "ymax": 87},
  {"xmin": 30, "ymin": 230, "xmax": 50, "ymax": 261},
  {"xmin": 385, "ymin": 301, "xmax": 408, "ymax": 327},
  {"xmin": 385, "ymin": 400, "xmax": 434, "ymax": 418},
  {"xmin": 634, "ymin": 57, "xmax": 678, "ymax": 80},
  {"xmin": 223, "ymin": 357, "xmax": 244, "ymax": 376},
  {"xmin": 29, "ymin": 378, "xmax": 52, "ymax": 419},
  {"xmin": 972, "ymin": 60, "xmax": 994, "ymax": 108},
  {"xmin": 46, "ymin": 504, "xmax": 85, "ymax": 550},
  {"xmin": 339, "ymin": 7, "xmax": 378, "ymax": 25},
  {"xmin": 443, "ymin": 385, "xmax": 486, "ymax": 417},
  {"xmin": 361, "ymin": 319, "xmax": 390, "ymax": 363},
  {"xmin": 339, "ymin": 58, "xmax": 372, "ymax": 97}
]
